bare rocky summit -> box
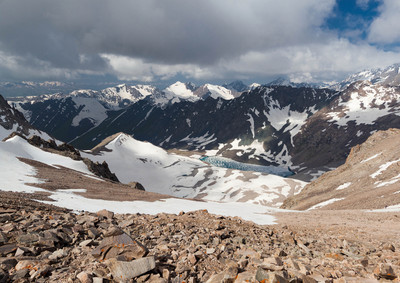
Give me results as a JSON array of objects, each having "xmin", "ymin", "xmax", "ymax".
[{"xmin": 1, "ymin": 191, "xmax": 399, "ymax": 282}]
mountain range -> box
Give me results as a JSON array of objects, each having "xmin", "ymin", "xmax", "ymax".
[
  {"xmin": 5, "ymin": 64, "xmax": 400, "ymax": 181},
  {"xmin": 1, "ymin": 63, "xmax": 400, "ymax": 210}
]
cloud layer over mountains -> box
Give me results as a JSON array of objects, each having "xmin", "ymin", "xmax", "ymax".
[{"xmin": 0, "ymin": 0, "xmax": 399, "ymax": 83}]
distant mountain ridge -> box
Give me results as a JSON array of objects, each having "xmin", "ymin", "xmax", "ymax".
[
  {"xmin": 339, "ymin": 63, "xmax": 400, "ymax": 90},
  {"xmin": 9, "ymin": 81, "xmax": 244, "ymax": 143}
]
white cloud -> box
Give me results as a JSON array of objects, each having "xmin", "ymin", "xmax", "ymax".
[
  {"xmin": 102, "ymin": 54, "xmax": 212, "ymax": 82},
  {"xmin": 103, "ymin": 38, "xmax": 400, "ymax": 83},
  {"xmin": 368, "ymin": 0, "xmax": 400, "ymax": 44}
]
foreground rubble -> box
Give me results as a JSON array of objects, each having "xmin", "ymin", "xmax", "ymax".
[{"xmin": 0, "ymin": 192, "xmax": 399, "ymax": 282}]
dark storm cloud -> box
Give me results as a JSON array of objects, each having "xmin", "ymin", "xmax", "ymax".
[
  {"xmin": 0, "ymin": 0, "xmax": 399, "ymax": 82},
  {"xmin": 0, "ymin": 0, "xmax": 333, "ymax": 69}
]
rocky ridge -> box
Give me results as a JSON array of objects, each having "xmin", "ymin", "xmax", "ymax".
[{"xmin": 0, "ymin": 191, "xmax": 399, "ymax": 283}]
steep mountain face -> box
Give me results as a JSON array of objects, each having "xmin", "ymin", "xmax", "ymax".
[
  {"xmin": 152, "ymin": 82, "xmax": 236, "ymax": 106},
  {"xmin": 13, "ymin": 95, "xmax": 107, "ymax": 143},
  {"xmin": 72, "ymin": 86, "xmax": 337, "ymax": 170},
  {"xmin": 11, "ymin": 84, "xmax": 159, "ymax": 143},
  {"xmin": 0, "ymin": 94, "xmax": 51, "ymax": 140},
  {"xmin": 282, "ymin": 128, "xmax": 400, "ymax": 210},
  {"xmin": 291, "ymin": 81, "xmax": 400, "ymax": 172}
]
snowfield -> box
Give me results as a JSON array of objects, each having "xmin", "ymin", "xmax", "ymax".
[
  {"xmin": 84, "ymin": 133, "xmax": 306, "ymax": 207},
  {"xmin": 0, "ymin": 135, "xmax": 92, "ymax": 192},
  {"xmin": 42, "ymin": 189, "xmax": 279, "ymax": 225}
]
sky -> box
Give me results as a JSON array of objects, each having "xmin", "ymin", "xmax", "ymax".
[{"xmin": 0, "ymin": 0, "xmax": 399, "ymax": 86}]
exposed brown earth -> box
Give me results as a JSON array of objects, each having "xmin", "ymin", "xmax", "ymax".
[
  {"xmin": 19, "ymin": 157, "xmax": 171, "ymax": 203},
  {"xmin": 275, "ymin": 210, "xmax": 400, "ymax": 246},
  {"xmin": 1, "ymin": 191, "xmax": 400, "ymax": 282},
  {"xmin": 283, "ymin": 128, "xmax": 400, "ymax": 210}
]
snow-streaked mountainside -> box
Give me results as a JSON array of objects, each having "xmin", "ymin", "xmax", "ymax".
[
  {"xmin": 84, "ymin": 133, "xmax": 306, "ymax": 207},
  {"xmin": 152, "ymin": 81, "xmax": 199, "ymax": 105},
  {"xmin": 193, "ymin": 84, "xmax": 235, "ymax": 100},
  {"xmin": 6, "ymin": 63, "xmax": 400, "ymax": 182},
  {"xmin": 223, "ymin": 80, "xmax": 250, "ymax": 93},
  {"xmin": 291, "ymin": 81, "xmax": 400, "ymax": 173},
  {"xmin": 265, "ymin": 63, "xmax": 400, "ymax": 91},
  {"xmin": 0, "ymin": 94, "xmax": 52, "ymax": 141},
  {"xmin": 72, "ymin": 86, "xmax": 337, "ymax": 180},
  {"xmin": 283, "ymin": 129, "xmax": 400, "ymax": 211}
]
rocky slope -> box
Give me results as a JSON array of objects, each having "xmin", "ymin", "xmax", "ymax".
[
  {"xmin": 1, "ymin": 191, "xmax": 399, "ymax": 283},
  {"xmin": 282, "ymin": 128, "xmax": 400, "ymax": 210},
  {"xmin": 0, "ymin": 94, "xmax": 51, "ymax": 141}
]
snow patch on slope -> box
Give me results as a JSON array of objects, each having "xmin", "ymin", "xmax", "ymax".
[
  {"xmin": 264, "ymin": 99, "xmax": 310, "ymax": 145},
  {"xmin": 71, "ymin": 97, "xmax": 108, "ymax": 127},
  {"xmin": 307, "ymin": 198, "xmax": 345, "ymax": 210}
]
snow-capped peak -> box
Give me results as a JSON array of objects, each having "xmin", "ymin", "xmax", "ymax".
[
  {"xmin": 192, "ymin": 84, "xmax": 235, "ymax": 100},
  {"xmin": 203, "ymin": 84, "xmax": 235, "ymax": 100},
  {"xmin": 163, "ymin": 81, "xmax": 196, "ymax": 99},
  {"xmin": 249, "ymin": 83, "xmax": 261, "ymax": 90}
]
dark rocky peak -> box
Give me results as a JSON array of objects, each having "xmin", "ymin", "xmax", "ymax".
[
  {"xmin": 0, "ymin": 94, "xmax": 37, "ymax": 137},
  {"xmin": 223, "ymin": 80, "xmax": 249, "ymax": 92}
]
